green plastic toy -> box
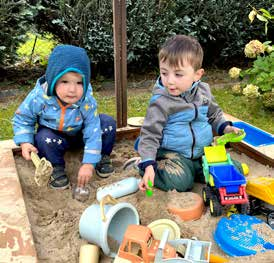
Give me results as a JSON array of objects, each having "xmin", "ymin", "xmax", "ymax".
[
  {"xmin": 216, "ymin": 129, "xmax": 246, "ymax": 145},
  {"xmin": 146, "ymin": 180, "xmax": 153, "ymax": 197}
]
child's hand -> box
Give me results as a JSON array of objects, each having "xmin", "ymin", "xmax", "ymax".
[
  {"xmin": 77, "ymin": 163, "xmax": 95, "ymax": 188},
  {"xmin": 21, "ymin": 143, "xmax": 38, "ymax": 161},
  {"xmin": 138, "ymin": 165, "xmax": 155, "ymax": 191},
  {"xmin": 224, "ymin": 125, "xmax": 241, "ymax": 134}
]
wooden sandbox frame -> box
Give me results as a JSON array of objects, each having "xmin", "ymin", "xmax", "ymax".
[{"xmin": 0, "ymin": 116, "xmax": 273, "ymax": 261}]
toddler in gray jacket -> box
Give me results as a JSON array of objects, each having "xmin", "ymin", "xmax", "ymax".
[{"xmin": 137, "ymin": 35, "xmax": 242, "ymax": 192}]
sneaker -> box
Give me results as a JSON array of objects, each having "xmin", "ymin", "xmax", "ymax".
[
  {"xmin": 122, "ymin": 157, "xmax": 141, "ymax": 171},
  {"xmin": 96, "ymin": 155, "xmax": 114, "ymax": 178},
  {"xmin": 49, "ymin": 165, "xmax": 70, "ymax": 190}
]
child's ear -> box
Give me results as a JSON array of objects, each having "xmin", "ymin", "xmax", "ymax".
[{"xmin": 195, "ymin": 68, "xmax": 204, "ymax": 81}]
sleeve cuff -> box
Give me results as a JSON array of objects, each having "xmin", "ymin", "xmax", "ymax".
[
  {"xmin": 138, "ymin": 160, "xmax": 157, "ymax": 172},
  {"xmin": 218, "ymin": 121, "xmax": 233, "ymax": 135}
]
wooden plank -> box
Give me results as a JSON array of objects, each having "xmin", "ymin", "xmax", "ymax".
[
  {"xmin": 116, "ymin": 126, "xmax": 140, "ymax": 141},
  {"xmin": 224, "ymin": 113, "xmax": 274, "ymax": 167},
  {"xmin": 0, "ymin": 140, "xmax": 37, "ymax": 262}
]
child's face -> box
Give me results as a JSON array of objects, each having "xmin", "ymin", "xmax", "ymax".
[
  {"xmin": 55, "ymin": 72, "xmax": 84, "ymax": 104},
  {"xmin": 159, "ymin": 60, "xmax": 204, "ymax": 96}
]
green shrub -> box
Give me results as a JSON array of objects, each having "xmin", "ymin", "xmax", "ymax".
[
  {"xmin": 228, "ymin": 7, "xmax": 274, "ymax": 109},
  {"xmin": 28, "ymin": 0, "xmax": 273, "ymax": 73},
  {"xmin": 0, "ymin": 0, "xmax": 40, "ymax": 66},
  {"xmin": 17, "ymin": 33, "xmax": 57, "ymax": 66}
]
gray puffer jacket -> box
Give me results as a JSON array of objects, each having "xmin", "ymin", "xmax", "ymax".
[{"xmin": 138, "ymin": 78, "xmax": 227, "ymax": 162}]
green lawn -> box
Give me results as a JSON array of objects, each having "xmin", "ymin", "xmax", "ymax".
[{"xmin": 0, "ymin": 86, "xmax": 273, "ymax": 141}]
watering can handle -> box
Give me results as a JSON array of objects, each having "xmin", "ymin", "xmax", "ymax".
[{"xmin": 100, "ymin": 194, "xmax": 118, "ymax": 222}]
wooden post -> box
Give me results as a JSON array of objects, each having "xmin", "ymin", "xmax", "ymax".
[{"xmin": 113, "ymin": 0, "xmax": 127, "ymax": 128}]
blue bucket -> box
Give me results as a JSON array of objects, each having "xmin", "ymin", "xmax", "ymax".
[{"xmin": 79, "ymin": 195, "xmax": 139, "ymax": 258}]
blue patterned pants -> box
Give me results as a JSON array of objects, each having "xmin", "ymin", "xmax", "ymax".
[{"xmin": 34, "ymin": 114, "xmax": 116, "ymax": 165}]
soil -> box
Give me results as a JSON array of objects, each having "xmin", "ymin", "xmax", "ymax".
[{"xmin": 14, "ymin": 140, "xmax": 274, "ymax": 263}]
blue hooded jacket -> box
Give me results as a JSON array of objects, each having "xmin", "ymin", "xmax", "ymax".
[{"xmin": 12, "ymin": 45, "xmax": 101, "ymax": 164}]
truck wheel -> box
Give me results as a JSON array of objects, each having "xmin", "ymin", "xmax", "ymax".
[
  {"xmin": 267, "ymin": 212, "xmax": 274, "ymax": 229},
  {"xmin": 202, "ymin": 186, "xmax": 211, "ymax": 206},
  {"xmin": 209, "ymin": 196, "xmax": 222, "ymax": 217},
  {"xmin": 236, "ymin": 202, "xmax": 250, "ymax": 215}
]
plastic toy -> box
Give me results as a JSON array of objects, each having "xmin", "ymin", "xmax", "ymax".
[
  {"xmin": 146, "ymin": 180, "xmax": 153, "ymax": 197},
  {"xmin": 167, "ymin": 192, "xmax": 205, "ymax": 221},
  {"xmin": 79, "ymin": 195, "xmax": 139, "ymax": 257},
  {"xmin": 73, "ymin": 186, "xmax": 90, "ymax": 202},
  {"xmin": 31, "ymin": 151, "xmax": 53, "ymax": 186},
  {"xmin": 214, "ymin": 214, "xmax": 274, "ymax": 256},
  {"xmin": 96, "ymin": 177, "xmax": 141, "ymax": 201},
  {"xmin": 113, "ymin": 224, "xmax": 211, "ymax": 263},
  {"xmin": 147, "ymin": 219, "xmax": 181, "ymax": 241},
  {"xmin": 246, "ymin": 177, "xmax": 274, "ymax": 228},
  {"xmin": 113, "ymin": 224, "xmax": 176, "ymax": 262},
  {"xmin": 216, "ymin": 129, "xmax": 245, "ymax": 145},
  {"xmin": 79, "ymin": 244, "xmax": 99, "ymax": 263},
  {"xmin": 202, "ymin": 131, "xmax": 249, "ymax": 216}
]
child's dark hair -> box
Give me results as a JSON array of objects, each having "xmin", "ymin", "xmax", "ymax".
[{"xmin": 159, "ymin": 35, "xmax": 203, "ymax": 71}]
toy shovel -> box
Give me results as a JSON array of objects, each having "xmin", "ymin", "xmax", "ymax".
[
  {"xmin": 31, "ymin": 152, "xmax": 53, "ymax": 187},
  {"xmin": 216, "ymin": 129, "xmax": 246, "ymax": 145}
]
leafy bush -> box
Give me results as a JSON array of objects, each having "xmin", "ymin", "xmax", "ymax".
[
  {"xmin": 174, "ymin": 0, "xmax": 273, "ymax": 65},
  {"xmin": 17, "ymin": 33, "xmax": 57, "ymax": 66},
  {"xmin": 228, "ymin": 7, "xmax": 274, "ymax": 109},
  {"xmin": 31, "ymin": 0, "xmax": 273, "ymax": 73},
  {"xmin": 0, "ymin": 0, "xmax": 39, "ymax": 67}
]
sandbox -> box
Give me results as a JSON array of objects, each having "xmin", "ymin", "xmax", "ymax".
[{"xmin": 1, "ymin": 139, "xmax": 273, "ymax": 262}]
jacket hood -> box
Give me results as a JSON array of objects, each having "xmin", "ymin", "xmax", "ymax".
[{"xmin": 45, "ymin": 45, "xmax": 91, "ymax": 97}]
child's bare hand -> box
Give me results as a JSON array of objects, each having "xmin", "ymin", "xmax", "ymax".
[
  {"xmin": 224, "ymin": 125, "xmax": 241, "ymax": 134},
  {"xmin": 77, "ymin": 164, "xmax": 95, "ymax": 188},
  {"xmin": 21, "ymin": 143, "xmax": 38, "ymax": 160},
  {"xmin": 138, "ymin": 165, "xmax": 155, "ymax": 191}
]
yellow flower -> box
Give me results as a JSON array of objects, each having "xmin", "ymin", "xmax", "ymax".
[
  {"xmin": 264, "ymin": 45, "xmax": 273, "ymax": 54},
  {"xmin": 231, "ymin": 84, "xmax": 241, "ymax": 94},
  {"xmin": 244, "ymin": 40, "xmax": 265, "ymax": 58},
  {"xmin": 248, "ymin": 10, "xmax": 257, "ymax": 23},
  {"xmin": 228, "ymin": 67, "xmax": 241, "ymax": 79},
  {"xmin": 243, "ymin": 84, "xmax": 260, "ymax": 98}
]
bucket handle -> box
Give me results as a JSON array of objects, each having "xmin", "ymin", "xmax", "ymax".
[{"xmin": 100, "ymin": 194, "xmax": 118, "ymax": 222}]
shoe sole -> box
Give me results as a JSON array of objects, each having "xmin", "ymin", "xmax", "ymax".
[
  {"xmin": 49, "ymin": 182, "xmax": 70, "ymax": 190},
  {"xmin": 96, "ymin": 170, "xmax": 115, "ymax": 178},
  {"xmin": 122, "ymin": 157, "xmax": 141, "ymax": 171}
]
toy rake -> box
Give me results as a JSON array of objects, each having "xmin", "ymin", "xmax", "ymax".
[{"xmin": 31, "ymin": 152, "xmax": 53, "ymax": 187}]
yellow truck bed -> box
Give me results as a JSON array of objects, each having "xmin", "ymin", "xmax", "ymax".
[{"xmin": 246, "ymin": 177, "xmax": 274, "ymax": 205}]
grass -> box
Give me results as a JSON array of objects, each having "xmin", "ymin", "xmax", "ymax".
[
  {"xmin": 1, "ymin": 85, "xmax": 273, "ymax": 142},
  {"xmin": 212, "ymin": 87, "xmax": 274, "ymax": 133}
]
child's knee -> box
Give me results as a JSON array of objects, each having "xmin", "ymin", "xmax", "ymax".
[
  {"xmin": 172, "ymin": 174, "xmax": 194, "ymax": 192},
  {"xmin": 155, "ymin": 168, "xmax": 194, "ymax": 192},
  {"xmin": 99, "ymin": 114, "xmax": 116, "ymax": 132}
]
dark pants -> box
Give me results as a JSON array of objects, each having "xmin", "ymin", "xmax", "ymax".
[
  {"xmin": 34, "ymin": 114, "xmax": 116, "ymax": 166},
  {"xmin": 140, "ymin": 148, "xmax": 243, "ymax": 192}
]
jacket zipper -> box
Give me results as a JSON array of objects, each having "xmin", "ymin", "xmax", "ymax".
[
  {"xmin": 57, "ymin": 99, "xmax": 71, "ymax": 131},
  {"xmin": 190, "ymin": 104, "xmax": 198, "ymax": 159}
]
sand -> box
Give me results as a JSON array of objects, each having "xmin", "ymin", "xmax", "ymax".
[{"xmin": 15, "ymin": 140, "xmax": 274, "ymax": 263}]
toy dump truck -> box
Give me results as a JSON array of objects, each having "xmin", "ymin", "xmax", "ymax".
[
  {"xmin": 113, "ymin": 224, "xmax": 211, "ymax": 263},
  {"xmin": 113, "ymin": 224, "xmax": 176, "ymax": 263},
  {"xmin": 246, "ymin": 177, "xmax": 274, "ymax": 228},
  {"xmin": 202, "ymin": 131, "xmax": 249, "ymax": 216}
]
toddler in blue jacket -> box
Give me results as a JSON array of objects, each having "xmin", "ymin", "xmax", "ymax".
[{"xmin": 13, "ymin": 45, "xmax": 116, "ymax": 189}]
